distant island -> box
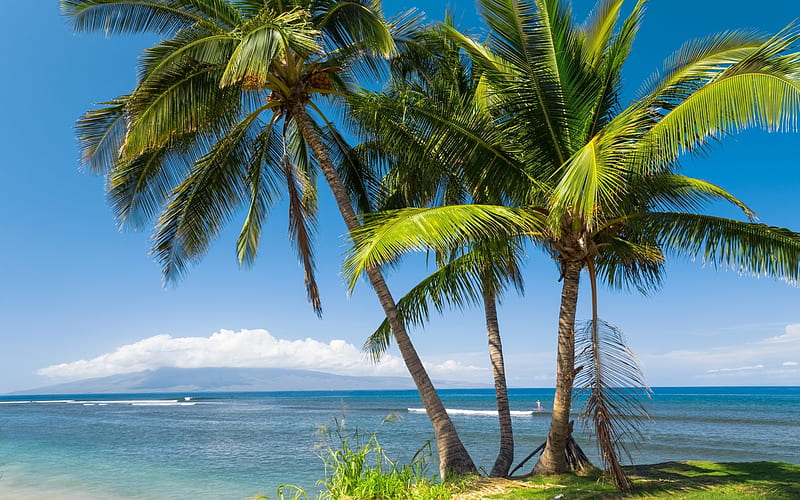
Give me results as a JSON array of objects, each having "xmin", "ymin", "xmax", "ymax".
[{"xmin": 9, "ymin": 367, "xmax": 483, "ymax": 395}]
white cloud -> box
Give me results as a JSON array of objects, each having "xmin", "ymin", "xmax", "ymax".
[
  {"xmin": 761, "ymin": 323, "xmax": 800, "ymax": 344},
  {"xmin": 643, "ymin": 322, "xmax": 800, "ymax": 384},
  {"xmin": 36, "ymin": 329, "xmax": 487, "ymax": 383},
  {"xmin": 706, "ymin": 365, "xmax": 764, "ymax": 373},
  {"xmin": 656, "ymin": 323, "xmax": 800, "ymax": 365}
]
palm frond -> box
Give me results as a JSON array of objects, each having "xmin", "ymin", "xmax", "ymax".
[
  {"xmin": 152, "ymin": 108, "xmax": 261, "ymax": 281},
  {"xmin": 282, "ymin": 153, "xmax": 322, "ymax": 315},
  {"xmin": 582, "ymin": 0, "xmax": 645, "ymax": 140},
  {"xmin": 348, "ymin": 84, "xmax": 537, "ymax": 206},
  {"xmin": 108, "ymin": 140, "xmax": 192, "ymax": 230},
  {"xmin": 364, "ymin": 239, "xmax": 526, "ymax": 360},
  {"xmin": 638, "ymin": 212, "xmax": 800, "ymax": 283},
  {"xmin": 124, "ymin": 60, "xmax": 241, "ymax": 156},
  {"xmin": 236, "ymin": 115, "xmax": 285, "ymax": 267},
  {"xmin": 637, "ymin": 29, "xmax": 770, "ymax": 103},
  {"xmin": 137, "ymin": 26, "xmax": 236, "ymax": 81},
  {"xmin": 580, "ymin": 0, "xmax": 624, "ymax": 66},
  {"xmin": 635, "ymin": 173, "xmax": 755, "ymax": 219},
  {"xmin": 646, "ymin": 71, "xmax": 800, "ymax": 162},
  {"xmin": 592, "ymin": 236, "xmax": 664, "ymax": 294},
  {"xmin": 549, "ymin": 135, "xmax": 626, "ymax": 229},
  {"xmin": 61, "ymin": 0, "xmax": 211, "ymax": 35},
  {"xmin": 344, "ymin": 205, "xmax": 545, "ymax": 291},
  {"xmin": 75, "ymin": 96, "xmax": 129, "ymax": 174},
  {"xmin": 477, "ymin": 0, "xmax": 573, "ymax": 167},
  {"xmin": 219, "ymin": 10, "xmax": 319, "ymax": 88},
  {"xmin": 315, "ymin": 0, "xmax": 396, "ymax": 57},
  {"xmin": 574, "ymin": 319, "xmax": 651, "ymax": 490},
  {"xmin": 320, "ymin": 123, "xmax": 380, "ymax": 214}
]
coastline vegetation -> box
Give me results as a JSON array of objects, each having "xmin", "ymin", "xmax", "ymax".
[
  {"xmin": 315, "ymin": 416, "xmax": 450, "ymax": 500},
  {"xmin": 261, "ymin": 455, "xmax": 800, "ymax": 499}
]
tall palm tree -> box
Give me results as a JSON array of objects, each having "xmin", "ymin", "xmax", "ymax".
[
  {"xmin": 342, "ymin": 0, "xmax": 800, "ymax": 485},
  {"xmin": 350, "ymin": 22, "xmax": 530, "ymax": 476},
  {"xmin": 62, "ymin": 0, "xmax": 476, "ymax": 476}
]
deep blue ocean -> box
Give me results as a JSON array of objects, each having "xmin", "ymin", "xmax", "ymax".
[{"xmin": 0, "ymin": 387, "xmax": 797, "ymax": 499}]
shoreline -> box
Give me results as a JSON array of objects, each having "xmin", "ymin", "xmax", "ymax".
[{"xmin": 3, "ymin": 461, "xmax": 799, "ymax": 500}]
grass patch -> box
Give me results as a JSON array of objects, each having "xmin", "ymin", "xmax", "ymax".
[
  {"xmin": 457, "ymin": 461, "xmax": 800, "ymax": 499},
  {"xmin": 258, "ymin": 415, "xmax": 454, "ymax": 500}
]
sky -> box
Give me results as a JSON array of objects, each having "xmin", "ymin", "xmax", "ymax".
[{"xmin": 0, "ymin": 0, "xmax": 798, "ymax": 394}]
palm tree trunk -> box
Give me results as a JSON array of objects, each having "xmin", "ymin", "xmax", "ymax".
[
  {"xmin": 291, "ymin": 105, "xmax": 476, "ymax": 477},
  {"xmin": 484, "ymin": 288, "xmax": 514, "ymax": 477},
  {"xmin": 533, "ymin": 259, "xmax": 582, "ymax": 474}
]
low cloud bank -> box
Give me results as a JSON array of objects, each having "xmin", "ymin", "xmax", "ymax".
[
  {"xmin": 646, "ymin": 323, "xmax": 800, "ymax": 383},
  {"xmin": 37, "ymin": 329, "xmax": 487, "ymax": 383}
]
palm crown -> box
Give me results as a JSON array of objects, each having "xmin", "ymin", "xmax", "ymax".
[{"xmin": 65, "ymin": 0, "xmax": 402, "ymax": 312}]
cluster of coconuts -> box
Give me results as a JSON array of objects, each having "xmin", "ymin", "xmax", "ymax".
[
  {"xmin": 307, "ymin": 71, "xmax": 335, "ymax": 91},
  {"xmin": 240, "ymin": 69, "xmax": 335, "ymax": 104},
  {"xmin": 241, "ymin": 73, "xmax": 264, "ymax": 90}
]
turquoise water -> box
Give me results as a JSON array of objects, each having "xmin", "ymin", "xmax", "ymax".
[{"xmin": 0, "ymin": 387, "xmax": 797, "ymax": 499}]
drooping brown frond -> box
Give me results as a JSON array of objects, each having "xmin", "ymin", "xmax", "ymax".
[
  {"xmin": 574, "ymin": 319, "xmax": 651, "ymax": 490},
  {"xmin": 282, "ymin": 153, "xmax": 322, "ymax": 316}
]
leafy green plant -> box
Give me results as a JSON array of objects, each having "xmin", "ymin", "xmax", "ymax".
[{"xmin": 316, "ymin": 415, "xmax": 451, "ymax": 500}]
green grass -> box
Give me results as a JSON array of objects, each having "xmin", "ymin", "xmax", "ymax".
[
  {"xmin": 483, "ymin": 461, "xmax": 800, "ymax": 500},
  {"xmin": 257, "ymin": 415, "xmax": 452, "ymax": 500}
]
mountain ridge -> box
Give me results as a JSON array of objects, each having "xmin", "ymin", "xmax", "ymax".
[{"xmin": 10, "ymin": 367, "xmax": 483, "ymax": 394}]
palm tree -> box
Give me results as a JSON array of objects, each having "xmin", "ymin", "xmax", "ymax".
[
  {"xmin": 350, "ymin": 22, "xmax": 529, "ymax": 476},
  {"xmin": 62, "ymin": 0, "xmax": 476, "ymax": 476},
  {"xmin": 342, "ymin": 0, "xmax": 800, "ymax": 485}
]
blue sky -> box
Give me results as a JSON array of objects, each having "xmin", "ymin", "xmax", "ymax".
[{"xmin": 0, "ymin": 0, "xmax": 798, "ymax": 394}]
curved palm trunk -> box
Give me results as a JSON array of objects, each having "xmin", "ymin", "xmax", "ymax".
[
  {"xmin": 484, "ymin": 288, "xmax": 514, "ymax": 477},
  {"xmin": 291, "ymin": 105, "xmax": 476, "ymax": 477},
  {"xmin": 533, "ymin": 259, "xmax": 582, "ymax": 475}
]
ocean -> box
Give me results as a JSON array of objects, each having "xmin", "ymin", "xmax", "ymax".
[{"xmin": 0, "ymin": 387, "xmax": 797, "ymax": 499}]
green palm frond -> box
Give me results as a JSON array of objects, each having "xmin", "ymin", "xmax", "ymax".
[
  {"xmin": 549, "ymin": 135, "xmax": 627, "ymax": 229},
  {"xmin": 582, "ymin": 0, "xmax": 644, "ymax": 140},
  {"xmin": 152, "ymin": 109, "xmax": 264, "ymax": 281},
  {"xmin": 364, "ymin": 239, "xmax": 527, "ymax": 360},
  {"xmin": 349, "ymin": 82, "xmax": 537, "ymax": 206},
  {"xmin": 124, "ymin": 60, "xmax": 241, "ymax": 156},
  {"xmin": 315, "ymin": 0, "xmax": 396, "ymax": 57},
  {"xmin": 107, "ymin": 141, "xmax": 191, "ymax": 230},
  {"xmin": 137, "ymin": 26, "xmax": 236, "ymax": 81},
  {"xmin": 61, "ymin": 0, "xmax": 213, "ymax": 34},
  {"xmin": 593, "ymin": 236, "xmax": 664, "ymax": 294},
  {"xmin": 580, "ymin": 0, "xmax": 624, "ymax": 66},
  {"xmin": 476, "ymin": 0, "xmax": 574, "ymax": 167},
  {"xmin": 574, "ymin": 319, "xmax": 651, "ymax": 490},
  {"xmin": 646, "ymin": 70, "xmax": 800, "ymax": 161},
  {"xmin": 76, "ymin": 97, "xmax": 129, "ymax": 174},
  {"xmin": 320, "ymin": 123, "xmax": 380, "ymax": 214},
  {"xmin": 635, "ymin": 174, "xmax": 755, "ymax": 219},
  {"xmin": 639, "ymin": 212, "xmax": 800, "ymax": 283},
  {"xmin": 637, "ymin": 30, "xmax": 769, "ymax": 103},
  {"xmin": 344, "ymin": 205, "xmax": 545, "ymax": 290},
  {"xmin": 236, "ymin": 116, "xmax": 286, "ymax": 267},
  {"xmin": 638, "ymin": 25, "xmax": 800, "ymax": 161},
  {"xmin": 220, "ymin": 10, "xmax": 319, "ymax": 88}
]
